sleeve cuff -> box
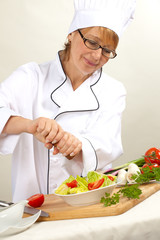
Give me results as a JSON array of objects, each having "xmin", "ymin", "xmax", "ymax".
[{"xmin": 0, "ymin": 107, "xmax": 20, "ymax": 134}]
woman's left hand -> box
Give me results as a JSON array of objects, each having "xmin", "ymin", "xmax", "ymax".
[{"xmin": 52, "ymin": 132, "xmax": 82, "ymax": 159}]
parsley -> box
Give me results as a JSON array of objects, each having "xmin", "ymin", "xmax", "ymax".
[
  {"xmin": 101, "ymin": 192, "xmax": 120, "ymax": 206},
  {"xmin": 132, "ymin": 166, "xmax": 160, "ymax": 183},
  {"xmin": 101, "ymin": 184, "xmax": 142, "ymax": 207},
  {"xmin": 119, "ymin": 184, "xmax": 142, "ymax": 199},
  {"xmin": 101, "ymin": 166, "xmax": 160, "ymax": 207}
]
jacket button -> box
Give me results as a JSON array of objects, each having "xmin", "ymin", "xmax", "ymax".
[
  {"xmin": 50, "ymin": 157, "xmax": 59, "ymax": 163},
  {"xmin": 53, "ymin": 158, "xmax": 58, "ymax": 163}
]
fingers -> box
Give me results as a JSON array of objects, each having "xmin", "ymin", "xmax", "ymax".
[
  {"xmin": 36, "ymin": 118, "xmax": 59, "ymax": 141},
  {"xmin": 30, "ymin": 117, "xmax": 60, "ymax": 147},
  {"xmin": 47, "ymin": 125, "xmax": 64, "ymax": 144},
  {"xmin": 68, "ymin": 142, "xmax": 82, "ymax": 157},
  {"xmin": 53, "ymin": 146, "xmax": 59, "ymax": 155},
  {"xmin": 55, "ymin": 133, "xmax": 82, "ymax": 158},
  {"xmin": 45, "ymin": 142, "xmax": 53, "ymax": 149},
  {"xmin": 37, "ymin": 120, "xmax": 51, "ymax": 137}
]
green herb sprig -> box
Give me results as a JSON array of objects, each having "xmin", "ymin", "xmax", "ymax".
[
  {"xmin": 133, "ymin": 167, "xmax": 160, "ymax": 183},
  {"xmin": 101, "ymin": 184, "xmax": 142, "ymax": 207},
  {"xmin": 101, "ymin": 165, "xmax": 160, "ymax": 207},
  {"xmin": 119, "ymin": 184, "xmax": 142, "ymax": 199},
  {"xmin": 101, "ymin": 192, "xmax": 120, "ymax": 207}
]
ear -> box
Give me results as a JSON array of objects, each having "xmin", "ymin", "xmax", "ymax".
[{"xmin": 67, "ymin": 32, "xmax": 75, "ymax": 42}]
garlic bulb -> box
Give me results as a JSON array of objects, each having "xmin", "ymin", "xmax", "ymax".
[
  {"xmin": 117, "ymin": 169, "xmax": 127, "ymax": 184},
  {"xmin": 126, "ymin": 163, "xmax": 140, "ymax": 183}
]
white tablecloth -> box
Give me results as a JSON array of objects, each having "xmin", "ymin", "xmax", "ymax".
[{"xmin": 1, "ymin": 191, "xmax": 160, "ymax": 240}]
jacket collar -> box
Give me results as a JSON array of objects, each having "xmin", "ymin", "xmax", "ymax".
[{"xmin": 51, "ymin": 52, "xmax": 102, "ymax": 114}]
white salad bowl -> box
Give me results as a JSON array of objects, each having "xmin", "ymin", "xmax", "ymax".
[{"xmin": 54, "ymin": 182, "xmax": 118, "ymax": 206}]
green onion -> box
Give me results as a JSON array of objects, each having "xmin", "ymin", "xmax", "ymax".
[{"xmin": 104, "ymin": 157, "xmax": 145, "ymax": 175}]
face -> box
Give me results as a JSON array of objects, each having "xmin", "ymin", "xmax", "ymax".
[{"xmin": 67, "ymin": 27, "xmax": 117, "ymax": 78}]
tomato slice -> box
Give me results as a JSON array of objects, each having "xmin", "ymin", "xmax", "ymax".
[
  {"xmin": 27, "ymin": 193, "xmax": 44, "ymax": 208},
  {"xmin": 88, "ymin": 178, "xmax": 104, "ymax": 190},
  {"xmin": 144, "ymin": 147, "xmax": 160, "ymax": 165},
  {"xmin": 66, "ymin": 180, "xmax": 78, "ymax": 188},
  {"xmin": 107, "ymin": 175, "xmax": 114, "ymax": 181}
]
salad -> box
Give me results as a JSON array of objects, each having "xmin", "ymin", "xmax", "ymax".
[{"xmin": 55, "ymin": 171, "xmax": 117, "ymax": 195}]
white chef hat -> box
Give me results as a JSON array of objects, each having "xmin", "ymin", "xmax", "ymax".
[{"xmin": 68, "ymin": 0, "xmax": 136, "ymax": 38}]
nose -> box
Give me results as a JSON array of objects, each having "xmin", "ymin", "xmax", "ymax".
[{"xmin": 91, "ymin": 48, "xmax": 102, "ymax": 60}]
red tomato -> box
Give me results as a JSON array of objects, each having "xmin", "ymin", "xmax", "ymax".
[
  {"xmin": 141, "ymin": 163, "xmax": 159, "ymax": 174},
  {"xmin": 66, "ymin": 180, "xmax": 78, "ymax": 188},
  {"xmin": 144, "ymin": 147, "xmax": 160, "ymax": 165},
  {"xmin": 88, "ymin": 178, "xmax": 104, "ymax": 190},
  {"xmin": 107, "ymin": 176, "xmax": 114, "ymax": 181},
  {"xmin": 27, "ymin": 194, "xmax": 44, "ymax": 208}
]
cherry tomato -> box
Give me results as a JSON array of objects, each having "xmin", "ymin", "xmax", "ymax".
[
  {"xmin": 141, "ymin": 163, "xmax": 159, "ymax": 174},
  {"xmin": 27, "ymin": 193, "xmax": 44, "ymax": 208},
  {"xmin": 66, "ymin": 180, "xmax": 78, "ymax": 188},
  {"xmin": 107, "ymin": 175, "xmax": 114, "ymax": 181},
  {"xmin": 144, "ymin": 147, "xmax": 160, "ymax": 165},
  {"xmin": 88, "ymin": 178, "xmax": 104, "ymax": 190}
]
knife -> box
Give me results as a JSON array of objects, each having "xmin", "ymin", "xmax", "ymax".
[{"xmin": 0, "ymin": 200, "xmax": 49, "ymax": 217}]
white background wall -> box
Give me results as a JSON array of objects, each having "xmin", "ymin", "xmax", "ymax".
[{"xmin": 0, "ymin": 0, "xmax": 160, "ymax": 201}]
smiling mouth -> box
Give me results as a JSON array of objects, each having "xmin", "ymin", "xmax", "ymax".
[{"xmin": 84, "ymin": 57, "xmax": 97, "ymax": 67}]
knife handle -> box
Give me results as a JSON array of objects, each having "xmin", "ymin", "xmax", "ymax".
[{"xmin": 0, "ymin": 200, "xmax": 13, "ymax": 207}]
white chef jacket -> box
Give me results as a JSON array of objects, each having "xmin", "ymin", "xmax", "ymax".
[{"xmin": 0, "ymin": 52, "xmax": 126, "ymax": 202}]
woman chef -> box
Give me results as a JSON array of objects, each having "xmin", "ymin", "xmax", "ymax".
[{"xmin": 0, "ymin": 0, "xmax": 136, "ymax": 202}]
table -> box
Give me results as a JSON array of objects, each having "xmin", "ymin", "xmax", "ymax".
[{"xmin": 1, "ymin": 191, "xmax": 160, "ymax": 240}]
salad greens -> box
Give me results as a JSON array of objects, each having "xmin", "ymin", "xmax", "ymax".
[
  {"xmin": 55, "ymin": 171, "xmax": 117, "ymax": 195},
  {"xmin": 87, "ymin": 171, "xmax": 116, "ymax": 187}
]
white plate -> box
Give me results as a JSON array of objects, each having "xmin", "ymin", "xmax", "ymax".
[
  {"xmin": 54, "ymin": 182, "xmax": 118, "ymax": 206},
  {"xmin": 0, "ymin": 200, "xmax": 41, "ymax": 236},
  {"xmin": 117, "ymin": 182, "xmax": 136, "ymax": 187},
  {"xmin": 117, "ymin": 179, "xmax": 156, "ymax": 187}
]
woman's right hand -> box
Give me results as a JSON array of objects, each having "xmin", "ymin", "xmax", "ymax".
[{"xmin": 27, "ymin": 117, "xmax": 64, "ymax": 148}]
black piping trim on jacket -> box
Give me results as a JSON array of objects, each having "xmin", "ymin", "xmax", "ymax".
[
  {"xmin": 47, "ymin": 150, "xmax": 50, "ymax": 194},
  {"xmin": 51, "ymin": 69, "xmax": 102, "ymax": 120},
  {"xmin": 81, "ymin": 137, "xmax": 98, "ymax": 176},
  {"xmin": 50, "ymin": 51, "xmax": 102, "ymax": 111},
  {"xmin": 50, "ymin": 51, "xmax": 68, "ymax": 108},
  {"xmin": 50, "ymin": 77, "xmax": 67, "ymax": 108},
  {"xmin": 47, "ymin": 56, "xmax": 102, "ymax": 194}
]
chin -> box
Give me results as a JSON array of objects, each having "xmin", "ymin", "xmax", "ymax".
[
  {"xmin": 81, "ymin": 65, "xmax": 97, "ymax": 76},
  {"xmin": 81, "ymin": 69, "xmax": 95, "ymax": 77}
]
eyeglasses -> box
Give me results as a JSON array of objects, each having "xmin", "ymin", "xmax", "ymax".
[{"xmin": 78, "ymin": 29, "xmax": 117, "ymax": 59}]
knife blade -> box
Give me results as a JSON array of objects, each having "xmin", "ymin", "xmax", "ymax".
[
  {"xmin": 0, "ymin": 200, "xmax": 49, "ymax": 217},
  {"xmin": 24, "ymin": 205, "xmax": 49, "ymax": 217}
]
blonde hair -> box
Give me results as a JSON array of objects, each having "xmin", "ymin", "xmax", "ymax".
[{"xmin": 62, "ymin": 26, "xmax": 119, "ymax": 61}]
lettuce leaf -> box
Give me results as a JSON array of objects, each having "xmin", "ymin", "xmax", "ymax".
[
  {"xmin": 68, "ymin": 175, "xmax": 88, "ymax": 194},
  {"xmin": 55, "ymin": 175, "xmax": 75, "ymax": 195},
  {"xmin": 76, "ymin": 175, "xmax": 88, "ymax": 188},
  {"xmin": 87, "ymin": 171, "xmax": 103, "ymax": 183},
  {"xmin": 102, "ymin": 175, "xmax": 117, "ymax": 187}
]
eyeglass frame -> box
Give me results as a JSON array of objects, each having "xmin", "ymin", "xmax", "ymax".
[{"xmin": 77, "ymin": 29, "xmax": 117, "ymax": 59}]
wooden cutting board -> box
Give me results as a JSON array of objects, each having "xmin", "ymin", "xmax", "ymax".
[{"xmin": 24, "ymin": 182, "xmax": 160, "ymax": 221}]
